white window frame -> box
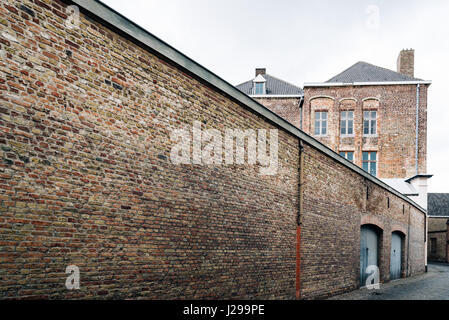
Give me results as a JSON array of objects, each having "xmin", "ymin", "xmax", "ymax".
[
  {"xmin": 363, "ymin": 110, "xmax": 377, "ymax": 136},
  {"xmin": 340, "ymin": 110, "xmax": 354, "ymax": 136},
  {"xmin": 314, "ymin": 111, "xmax": 328, "ymax": 136},
  {"xmin": 362, "ymin": 151, "xmax": 377, "ymax": 176},
  {"xmin": 339, "ymin": 151, "xmax": 354, "ymax": 162},
  {"xmin": 253, "ymin": 82, "xmax": 265, "ymax": 95}
]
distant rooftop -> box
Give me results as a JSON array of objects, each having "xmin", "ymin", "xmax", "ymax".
[
  {"xmin": 428, "ymin": 193, "xmax": 449, "ymax": 217},
  {"xmin": 326, "ymin": 61, "xmax": 422, "ymax": 83},
  {"xmin": 236, "ymin": 72, "xmax": 304, "ymax": 96}
]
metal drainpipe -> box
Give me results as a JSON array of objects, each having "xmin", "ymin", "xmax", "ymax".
[
  {"xmin": 425, "ymin": 214, "xmax": 428, "ymax": 272},
  {"xmin": 407, "ymin": 207, "xmax": 411, "ymax": 277},
  {"xmin": 299, "ymin": 96, "xmax": 304, "ymax": 130},
  {"xmin": 415, "ymin": 84, "xmax": 420, "ymax": 175},
  {"xmin": 296, "ymin": 140, "xmax": 304, "ymax": 299},
  {"xmin": 415, "ymin": 84, "xmax": 428, "ymax": 273}
]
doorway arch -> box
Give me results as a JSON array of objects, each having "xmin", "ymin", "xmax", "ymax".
[
  {"xmin": 390, "ymin": 231, "xmax": 405, "ymax": 280},
  {"xmin": 360, "ymin": 224, "xmax": 382, "ymax": 287}
]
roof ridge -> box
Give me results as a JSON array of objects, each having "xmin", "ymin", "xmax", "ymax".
[
  {"xmin": 361, "ymin": 61, "xmax": 421, "ymax": 81},
  {"xmin": 235, "ymin": 73, "xmax": 303, "ymax": 96},
  {"xmin": 264, "ymin": 73, "xmax": 303, "ymax": 90},
  {"xmin": 327, "ymin": 60, "xmax": 422, "ymax": 83},
  {"xmin": 325, "ymin": 61, "xmax": 362, "ymax": 82},
  {"xmin": 235, "ymin": 79, "xmax": 252, "ymax": 87}
]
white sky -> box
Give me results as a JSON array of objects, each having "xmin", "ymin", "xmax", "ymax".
[{"xmin": 103, "ymin": 0, "xmax": 449, "ymax": 192}]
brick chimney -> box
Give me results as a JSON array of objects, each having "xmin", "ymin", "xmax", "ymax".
[
  {"xmin": 397, "ymin": 49, "xmax": 414, "ymax": 78},
  {"xmin": 255, "ymin": 68, "xmax": 266, "ymax": 77}
]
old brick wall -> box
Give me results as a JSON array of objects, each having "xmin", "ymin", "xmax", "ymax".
[
  {"xmin": 303, "ymin": 85, "xmax": 428, "ymax": 179},
  {"xmin": 300, "ymin": 142, "xmax": 426, "ymax": 299},
  {"xmin": 0, "ymin": 0, "xmax": 426, "ymax": 300},
  {"xmin": 253, "ymin": 97, "xmax": 301, "ymax": 129},
  {"xmin": 0, "ymin": 0, "xmax": 299, "ymax": 299}
]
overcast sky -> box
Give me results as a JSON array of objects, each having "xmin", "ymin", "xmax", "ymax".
[{"xmin": 103, "ymin": 0, "xmax": 449, "ymax": 193}]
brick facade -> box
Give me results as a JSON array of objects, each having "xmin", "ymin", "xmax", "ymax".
[
  {"xmin": 0, "ymin": 0, "xmax": 426, "ymax": 299},
  {"xmin": 300, "ymin": 142, "xmax": 425, "ymax": 298},
  {"xmin": 253, "ymin": 97, "xmax": 301, "ymax": 129},
  {"xmin": 302, "ymin": 84, "xmax": 428, "ymax": 179}
]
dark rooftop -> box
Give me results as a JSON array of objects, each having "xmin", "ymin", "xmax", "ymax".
[
  {"xmin": 236, "ymin": 74, "xmax": 304, "ymax": 96},
  {"xmin": 326, "ymin": 61, "xmax": 422, "ymax": 83},
  {"xmin": 428, "ymin": 193, "xmax": 449, "ymax": 217}
]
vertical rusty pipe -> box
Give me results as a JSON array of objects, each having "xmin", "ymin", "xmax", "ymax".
[
  {"xmin": 406, "ymin": 207, "xmax": 411, "ymax": 276},
  {"xmin": 296, "ymin": 140, "xmax": 304, "ymax": 299},
  {"xmin": 446, "ymin": 219, "xmax": 449, "ymax": 263}
]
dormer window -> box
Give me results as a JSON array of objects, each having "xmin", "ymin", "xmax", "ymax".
[
  {"xmin": 255, "ymin": 82, "xmax": 264, "ymax": 95},
  {"xmin": 252, "ymin": 74, "xmax": 266, "ymax": 95}
]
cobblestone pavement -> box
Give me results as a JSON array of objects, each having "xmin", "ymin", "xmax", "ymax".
[{"xmin": 328, "ymin": 262, "xmax": 449, "ymax": 300}]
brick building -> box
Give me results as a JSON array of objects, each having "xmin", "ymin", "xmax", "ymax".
[
  {"xmin": 239, "ymin": 52, "xmax": 432, "ymax": 210},
  {"xmin": 303, "ymin": 55, "xmax": 432, "ymax": 208},
  {"xmin": 236, "ymin": 68, "xmax": 304, "ymax": 128},
  {"xmin": 427, "ymin": 193, "xmax": 449, "ymax": 263},
  {"xmin": 0, "ymin": 0, "xmax": 426, "ymax": 299}
]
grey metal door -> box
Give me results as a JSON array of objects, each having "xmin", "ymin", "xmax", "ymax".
[
  {"xmin": 390, "ymin": 232, "xmax": 402, "ymax": 280},
  {"xmin": 360, "ymin": 226, "xmax": 378, "ymax": 287}
]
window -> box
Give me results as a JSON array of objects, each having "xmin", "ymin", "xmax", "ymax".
[
  {"xmin": 340, "ymin": 111, "xmax": 354, "ymax": 135},
  {"xmin": 431, "ymin": 238, "xmax": 437, "ymax": 254},
  {"xmin": 363, "ymin": 111, "xmax": 377, "ymax": 135},
  {"xmin": 254, "ymin": 82, "xmax": 265, "ymax": 95},
  {"xmin": 339, "ymin": 151, "xmax": 354, "ymax": 162},
  {"xmin": 362, "ymin": 151, "xmax": 377, "ymax": 176},
  {"xmin": 314, "ymin": 111, "xmax": 327, "ymax": 136}
]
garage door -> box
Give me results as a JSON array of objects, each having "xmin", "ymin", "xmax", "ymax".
[
  {"xmin": 390, "ymin": 232, "xmax": 402, "ymax": 280},
  {"xmin": 360, "ymin": 225, "xmax": 379, "ymax": 287}
]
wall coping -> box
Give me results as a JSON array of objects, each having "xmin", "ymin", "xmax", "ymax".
[
  {"xmin": 304, "ymin": 81, "xmax": 432, "ymax": 87},
  {"xmin": 70, "ymin": 0, "xmax": 427, "ymax": 215},
  {"xmin": 250, "ymin": 95, "xmax": 303, "ymax": 98}
]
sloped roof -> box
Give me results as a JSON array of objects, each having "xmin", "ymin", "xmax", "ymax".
[
  {"xmin": 381, "ymin": 179, "xmax": 418, "ymax": 196},
  {"xmin": 236, "ymin": 74, "xmax": 304, "ymax": 96},
  {"xmin": 326, "ymin": 61, "xmax": 422, "ymax": 83},
  {"xmin": 428, "ymin": 193, "xmax": 449, "ymax": 217}
]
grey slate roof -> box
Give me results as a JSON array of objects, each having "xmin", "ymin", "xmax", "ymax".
[
  {"xmin": 428, "ymin": 193, "xmax": 449, "ymax": 217},
  {"xmin": 236, "ymin": 74, "xmax": 304, "ymax": 96},
  {"xmin": 326, "ymin": 61, "xmax": 422, "ymax": 83}
]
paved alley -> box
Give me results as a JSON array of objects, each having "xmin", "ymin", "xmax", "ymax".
[{"xmin": 329, "ymin": 263, "xmax": 449, "ymax": 300}]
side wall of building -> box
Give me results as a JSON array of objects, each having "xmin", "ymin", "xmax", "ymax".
[
  {"xmin": 427, "ymin": 217, "xmax": 448, "ymax": 262},
  {"xmin": 0, "ymin": 0, "xmax": 426, "ymax": 299},
  {"xmin": 253, "ymin": 97, "xmax": 301, "ymax": 129},
  {"xmin": 300, "ymin": 143, "xmax": 425, "ymax": 299},
  {"xmin": 302, "ymin": 85, "xmax": 428, "ymax": 179}
]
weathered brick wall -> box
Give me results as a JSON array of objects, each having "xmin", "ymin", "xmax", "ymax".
[
  {"xmin": 300, "ymin": 142, "xmax": 425, "ymax": 299},
  {"xmin": 0, "ymin": 0, "xmax": 299, "ymax": 299},
  {"xmin": 428, "ymin": 217, "xmax": 448, "ymax": 262},
  {"xmin": 253, "ymin": 97, "xmax": 301, "ymax": 129},
  {"xmin": 303, "ymin": 85, "xmax": 428, "ymax": 179},
  {"xmin": 0, "ymin": 0, "xmax": 426, "ymax": 300}
]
